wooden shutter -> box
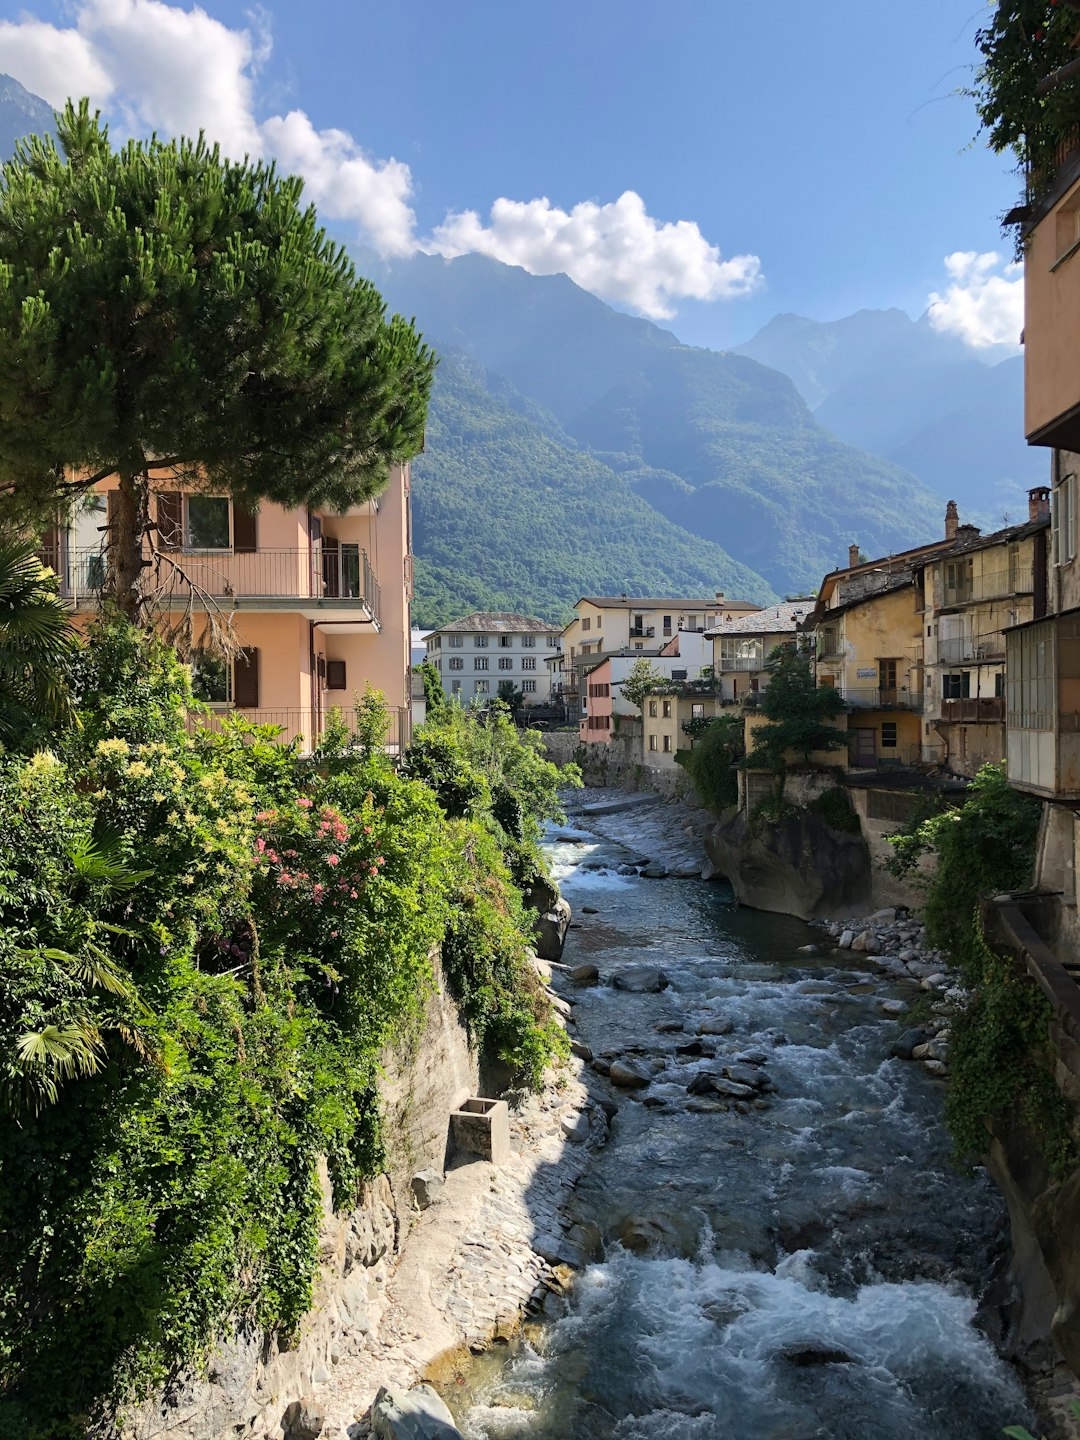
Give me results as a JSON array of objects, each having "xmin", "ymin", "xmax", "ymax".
[
  {"xmin": 233, "ymin": 648, "xmax": 260, "ymax": 708},
  {"xmin": 325, "ymin": 659, "xmax": 347, "ymax": 690},
  {"xmin": 156, "ymin": 492, "xmax": 183, "ymax": 548},
  {"xmin": 232, "ymin": 503, "xmax": 257, "ymax": 553},
  {"xmin": 322, "ymin": 536, "xmax": 340, "ymax": 597}
]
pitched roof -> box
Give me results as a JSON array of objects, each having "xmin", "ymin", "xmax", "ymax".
[
  {"xmin": 578, "ymin": 595, "xmax": 761, "ymax": 611},
  {"xmin": 925, "ymin": 514, "xmax": 1049, "ymax": 561},
  {"xmin": 429, "ymin": 611, "xmax": 556, "ymax": 635},
  {"xmin": 705, "ymin": 600, "xmax": 815, "ymax": 637}
]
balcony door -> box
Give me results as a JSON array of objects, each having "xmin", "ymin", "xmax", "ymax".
[
  {"xmin": 853, "ymin": 727, "xmax": 877, "ymax": 766},
  {"xmin": 878, "ymin": 658, "xmax": 898, "ymax": 705}
]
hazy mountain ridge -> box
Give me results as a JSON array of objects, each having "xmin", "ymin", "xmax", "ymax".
[
  {"xmin": 735, "ymin": 309, "xmax": 1043, "ymax": 520},
  {"xmin": 0, "ymin": 74, "xmax": 55, "ymax": 160}
]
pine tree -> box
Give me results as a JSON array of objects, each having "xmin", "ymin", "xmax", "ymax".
[
  {"xmin": 0, "ymin": 102, "xmax": 435, "ymax": 623},
  {"xmin": 743, "ymin": 645, "xmax": 846, "ymax": 788}
]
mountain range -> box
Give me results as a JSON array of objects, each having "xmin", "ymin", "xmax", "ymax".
[{"xmin": 0, "ymin": 74, "xmax": 1038, "ymax": 626}]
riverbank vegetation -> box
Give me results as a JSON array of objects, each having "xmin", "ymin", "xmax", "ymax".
[
  {"xmin": 887, "ymin": 765, "xmax": 1073, "ymax": 1172},
  {"xmin": 0, "ymin": 609, "xmax": 568, "ymax": 1438}
]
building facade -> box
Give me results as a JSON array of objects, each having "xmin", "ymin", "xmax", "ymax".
[
  {"xmin": 424, "ymin": 612, "xmax": 561, "ymax": 706},
  {"xmin": 41, "ymin": 465, "xmax": 416, "ymax": 751},
  {"xmin": 707, "ymin": 600, "xmax": 814, "ymax": 706}
]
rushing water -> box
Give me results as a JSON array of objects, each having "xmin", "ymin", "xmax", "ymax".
[{"xmin": 439, "ymin": 810, "xmax": 1036, "ymax": 1439}]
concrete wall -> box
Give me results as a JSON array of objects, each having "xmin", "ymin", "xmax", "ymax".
[{"xmin": 123, "ymin": 956, "xmax": 478, "ymax": 1440}]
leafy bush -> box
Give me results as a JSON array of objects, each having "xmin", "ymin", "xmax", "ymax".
[
  {"xmin": 806, "ymin": 786, "xmax": 861, "ymax": 835},
  {"xmin": 675, "ymin": 715, "xmax": 743, "ymax": 815},
  {"xmin": 0, "ymin": 624, "xmax": 563, "ymax": 1437}
]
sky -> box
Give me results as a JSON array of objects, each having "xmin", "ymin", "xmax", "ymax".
[{"xmin": 0, "ymin": 0, "xmax": 1024, "ymax": 354}]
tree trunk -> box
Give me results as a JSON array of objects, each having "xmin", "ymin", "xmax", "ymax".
[{"xmin": 111, "ymin": 469, "xmax": 149, "ymax": 625}]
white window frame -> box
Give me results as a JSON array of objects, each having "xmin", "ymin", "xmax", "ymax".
[
  {"xmin": 474, "ymin": 657, "xmax": 489, "ymax": 671},
  {"xmin": 1054, "ymin": 472, "xmax": 1077, "ymax": 566}
]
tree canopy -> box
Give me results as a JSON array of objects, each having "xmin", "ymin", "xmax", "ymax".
[
  {"xmin": 620, "ymin": 657, "xmax": 664, "ymax": 714},
  {"xmin": 742, "ymin": 645, "xmax": 846, "ymax": 780},
  {"xmin": 0, "ymin": 100, "xmax": 435, "ymax": 619}
]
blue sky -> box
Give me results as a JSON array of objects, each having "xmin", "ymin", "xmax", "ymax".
[{"xmin": 0, "ymin": 0, "xmax": 1021, "ymax": 350}]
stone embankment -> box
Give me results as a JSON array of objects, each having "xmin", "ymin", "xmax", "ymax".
[{"xmin": 808, "ymin": 907, "xmax": 961, "ymax": 1080}]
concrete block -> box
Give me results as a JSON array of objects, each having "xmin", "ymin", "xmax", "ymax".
[{"xmin": 450, "ymin": 1097, "xmax": 510, "ymax": 1165}]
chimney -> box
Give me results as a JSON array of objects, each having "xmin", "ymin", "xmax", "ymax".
[
  {"xmin": 848, "ymin": 543, "xmax": 860, "ymax": 568},
  {"xmin": 956, "ymin": 523, "xmax": 981, "ymax": 544},
  {"xmin": 945, "ymin": 500, "xmax": 959, "ymax": 541},
  {"xmin": 1029, "ymin": 485, "xmax": 1051, "ymax": 524},
  {"xmin": 715, "ymin": 590, "xmax": 725, "ymax": 600}
]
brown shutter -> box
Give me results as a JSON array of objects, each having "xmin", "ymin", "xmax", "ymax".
[
  {"xmin": 322, "ymin": 537, "xmax": 340, "ymax": 597},
  {"xmin": 232, "ymin": 503, "xmax": 257, "ymax": 553},
  {"xmin": 233, "ymin": 648, "xmax": 260, "ymax": 708},
  {"xmin": 325, "ymin": 659, "xmax": 347, "ymax": 690},
  {"xmin": 156, "ymin": 492, "xmax": 183, "ymax": 548}
]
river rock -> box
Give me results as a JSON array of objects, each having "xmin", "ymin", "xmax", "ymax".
[
  {"xmin": 675, "ymin": 1039, "xmax": 712, "ymax": 1057},
  {"xmin": 798, "ymin": 943, "xmax": 821, "ymax": 954},
  {"xmin": 838, "ymin": 930, "xmax": 855, "ymax": 949},
  {"xmin": 609, "ymin": 1058, "xmax": 652, "ymax": 1089},
  {"xmin": 701, "ymin": 859, "xmax": 721, "ymax": 881},
  {"xmin": 582, "ymin": 905, "xmax": 600, "ymax": 915},
  {"xmin": 371, "ymin": 1384, "xmax": 463, "ymax": 1439},
  {"xmin": 655, "ymin": 1020, "xmax": 685, "ymax": 1033},
  {"xmin": 530, "ymin": 955, "xmax": 553, "ymax": 983},
  {"xmin": 780, "ymin": 1344, "xmax": 855, "ymax": 1367},
  {"xmin": 641, "ymin": 864, "xmax": 668, "ymax": 879},
  {"xmin": 920, "ymin": 973, "xmax": 948, "ymax": 990},
  {"xmin": 612, "ymin": 965, "xmax": 669, "ymax": 993},
  {"xmin": 924, "ymin": 1059, "xmax": 948, "ymax": 1076},
  {"xmin": 862, "ymin": 935, "xmax": 883, "ymax": 955},
  {"xmin": 879, "ymin": 998, "xmax": 906, "ymax": 1017},
  {"xmin": 570, "ymin": 963, "xmax": 600, "ymax": 986},
  {"xmin": 890, "ymin": 1028, "xmax": 929, "ymax": 1060},
  {"xmin": 851, "ymin": 930, "xmax": 871, "ymax": 952},
  {"xmin": 616, "ymin": 864, "xmax": 638, "ymax": 876},
  {"xmin": 534, "ymin": 898, "xmax": 571, "ymax": 962},
  {"xmin": 723, "ymin": 1063, "xmax": 767, "ymax": 1090},
  {"xmin": 698, "ymin": 1016, "xmax": 734, "ymax": 1036},
  {"xmin": 283, "ymin": 1395, "xmax": 326, "ymax": 1440},
  {"xmin": 711, "ymin": 1077, "xmax": 758, "ymax": 1099},
  {"xmin": 410, "ymin": 1168, "xmax": 444, "ymax": 1211},
  {"xmin": 867, "ymin": 907, "xmax": 897, "ymax": 924},
  {"xmin": 561, "ymin": 1110, "xmax": 592, "ymax": 1144},
  {"xmin": 591, "ymin": 1057, "xmax": 611, "ymax": 1075},
  {"xmin": 912, "ymin": 1042, "xmax": 931, "ymax": 1060},
  {"xmin": 570, "ymin": 1039, "xmax": 593, "ymax": 1062}
]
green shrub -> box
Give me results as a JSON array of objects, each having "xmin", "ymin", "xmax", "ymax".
[
  {"xmin": 675, "ymin": 715, "xmax": 743, "ymax": 815},
  {"xmin": 0, "ymin": 624, "xmax": 564, "ymax": 1437},
  {"xmin": 806, "ymin": 786, "xmax": 861, "ymax": 835}
]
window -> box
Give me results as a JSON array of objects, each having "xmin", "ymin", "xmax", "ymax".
[
  {"xmin": 880, "ymin": 722, "xmax": 898, "ymax": 749},
  {"xmin": 498, "ymin": 657, "xmax": 513, "ymax": 670},
  {"xmin": 499, "ymin": 635, "xmax": 512, "ymax": 648},
  {"xmin": 474, "ymin": 657, "xmax": 489, "ymax": 671},
  {"xmin": 186, "ymin": 496, "xmax": 231, "ymax": 550},
  {"xmin": 522, "ymin": 657, "xmax": 536, "ymax": 671},
  {"xmin": 995, "ymin": 671, "xmax": 1005, "ymax": 698},
  {"xmin": 589, "ymin": 683, "xmax": 610, "ymax": 698},
  {"xmin": 648, "ymin": 700, "xmax": 657, "ymax": 717},
  {"xmin": 691, "ymin": 702, "xmax": 705, "ymax": 719},
  {"xmin": 635, "ymin": 642, "xmax": 643, "ymax": 651},
  {"xmin": 449, "ymin": 635, "xmax": 463, "ymax": 648},
  {"xmin": 451, "ymin": 679, "xmax": 462, "ymax": 695},
  {"xmin": 475, "ymin": 679, "xmax": 489, "ymax": 695},
  {"xmin": 648, "ymin": 734, "xmax": 657, "ymax": 751},
  {"xmin": 522, "ymin": 680, "xmax": 536, "ymax": 693},
  {"xmin": 547, "ymin": 635, "xmax": 559, "ymax": 647},
  {"xmin": 325, "ymin": 659, "xmax": 347, "ymax": 690},
  {"xmin": 191, "ymin": 652, "xmax": 230, "ymax": 704},
  {"xmin": 662, "ymin": 735, "xmax": 671, "ymax": 752},
  {"xmin": 522, "ymin": 635, "xmax": 536, "ymax": 648},
  {"xmin": 582, "ymin": 617, "xmax": 592, "ymax": 631},
  {"xmin": 475, "ymin": 635, "xmax": 489, "ymax": 648},
  {"xmin": 1053, "ymin": 473, "xmax": 1077, "ymax": 566},
  {"xmin": 663, "ymin": 614, "xmax": 672, "ymax": 634},
  {"xmin": 662, "ymin": 700, "xmax": 672, "ymax": 718},
  {"xmin": 672, "ymin": 669, "xmax": 687, "ymax": 681},
  {"xmin": 942, "ymin": 672, "xmax": 970, "ymax": 699},
  {"xmin": 596, "ymin": 614, "xmax": 602, "ymax": 629},
  {"xmin": 449, "ymin": 656, "xmax": 463, "ymax": 671}
]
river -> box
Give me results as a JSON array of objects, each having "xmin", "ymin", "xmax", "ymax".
[{"xmin": 439, "ymin": 804, "xmax": 1037, "ymax": 1439}]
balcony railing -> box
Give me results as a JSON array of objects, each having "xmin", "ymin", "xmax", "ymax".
[
  {"xmin": 937, "ymin": 633, "xmax": 1006, "ymax": 665},
  {"xmin": 941, "ymin": 567, "xmax": 1034, "ymax": 607},
  {"xmin": 940, "ymin": 697, "xmax": 1006, "ymax": 724},
  {"xmin": 629, "ymin": 626, "xmax": 655, "ymax": 638},
  {"xmin": 719, "ymin": 655, "xmax": 766, "ymax": 672},
  {"xmin": 838, "ymin": 687, "xmax": 923, "ymax": 711},
  {"xmin": 188, "ymin": 704, "xmax": 409, "ymax": 754},
  {"xmin": 42, "ymin": 546, "xmax": 381, "ymax": 618}
]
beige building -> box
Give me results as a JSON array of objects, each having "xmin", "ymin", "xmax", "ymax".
[
  {"xmin": 558, "ymin": 593, "xmax": 760, "ymax": 718},
  {"xmin": 642, "ymin": 684, "xmax": 723, "ymax": 769},
  {"xmin": 41, "ymin": 465, "xmax": 416, "ymax": 750},
  {"xmin": 707, "ymin": 600, "xmax": 814, "ymax": 706},
  {"xmin": 918, "ymin": 493, "xmax": 1049, "ymax": 777}
]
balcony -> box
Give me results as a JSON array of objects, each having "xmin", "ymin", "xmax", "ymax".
[
  {"xmin": 940, "ymin": 697, "xmax": 1006, "ymax": 724},
  {"xmin": 937, "ymin": 633, "xmax": 1006, "ymax": 665},
  {"xmin": 838, "ymin": 687, "xmax": 923, "ymax": 712},
  {"xmin": 45, "ymin": 546, "xmax": 381, "ymax": 621},
  {"xmin": 940, "ymin": 568, "xmax": 1034, "ymax": 608},
  {"xmin": 188, "ymin": 704, "xmax": 410, "ymax": 754},
  {"xmin": 719, "ymin": 655, "xmax": 766, "ymax": 672},
  {"xmin": 629, "ymin": 626, "xmax": 656, "ymax": 639}
]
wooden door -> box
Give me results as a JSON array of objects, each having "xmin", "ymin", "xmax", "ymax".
[{"xmin": 853, "ymin": 728, "xmax": 877, "ymax": 766}]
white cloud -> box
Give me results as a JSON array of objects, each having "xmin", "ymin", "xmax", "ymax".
[
  {"xmin": 927, "ymin": 251, "xmax": 1024, "ymax": 351},
  {"xmin": 0, "ymin": 3, "xmax": 763, "ymax": 309},
  {"xmin": 432, "ymin": 190, "xmax": 763, "ymax": 318}
]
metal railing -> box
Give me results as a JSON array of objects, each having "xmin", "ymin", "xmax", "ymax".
[
  {"xmin": 187, "ymin": 704, "xmax": 410, "ymax": 754},
  {"xmin": 718, "ymin": 655, "xmax": 766, "ymax": 672},
  {"xmin": 937, "ymin": 633, "xmax": 1006, "ymax": 665},
  {"xmin": 941, "ymin": 568, "xmax": 1034, "ymax": 606},
  {"xmin": 629, "ymin": 626, "xmax": 656, "ymax": 638},
  {"xmin": 849, "ymin": 743, "xmax": 924, "ymax": 770},
  {"xmin": 42, "ymin": 545, "xmax": 380, "ymax": 618},
  {"xmin": 940, "ymin": 696, "xmax": 1006, "ymax": 724},
  {"xmin": 838, "ymin": 687, "xmax": 924, "ymax": 711}
]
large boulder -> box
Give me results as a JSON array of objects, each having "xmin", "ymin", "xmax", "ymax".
[
  {"xmin": 705, "ymin": 805, "xmax": 871, "ymax": 921},
  {"xmin": 608, "ymin": 1058, "xmax": 652, "ymax": 1089},
  {"xmin": 611, "ymin": 965, "xmax": 669, "ymax": 993},
  {"xmin": 283, "ymin": 1395, "xmax": 326, "ymax": 1440},
  {"xmin": 371, "ymin": 1385, "xmax": 463, "ymax": 1439},
  {"xmin": 534, "ymin": 897, "xmax": 571, "ymax": 961}
]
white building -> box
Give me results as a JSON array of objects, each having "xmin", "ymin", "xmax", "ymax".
[{"xmin": 425, "ymin": 612, "xmax": 561, "ymax": 706}]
